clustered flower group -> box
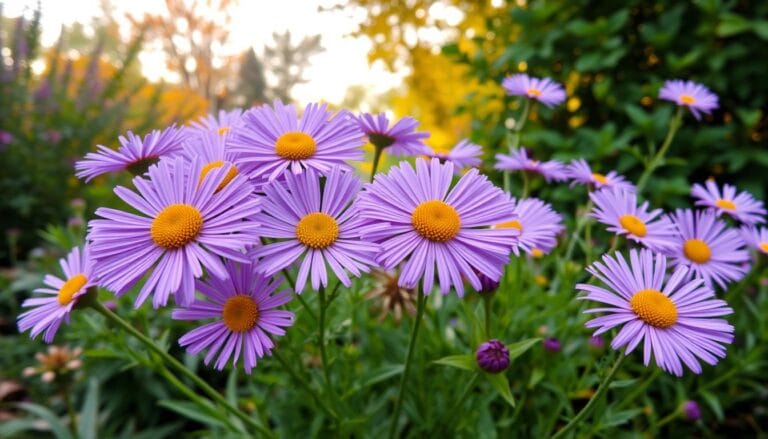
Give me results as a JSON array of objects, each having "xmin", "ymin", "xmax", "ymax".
[{"xmin": 18, "ymin": 75, "xmax": 768, "ymax": 381}]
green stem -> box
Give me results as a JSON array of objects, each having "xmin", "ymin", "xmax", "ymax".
[
  {"xmin": 89, "ymin": 300, "xmax": 274, "ymax": 438},
  {"xmin": 61, "ymin": 384, "xmax": 77, "ymax": 435},
  {"xmin": 436, "ymin": 372, "xmax": 479, "ymax": 433},
  {"xmin": 282, "ymin": 268, "xmax": 317, "ymax": 323},
  {"xmin": 272, "ymin": 350, "xmax": 339, "ymax": 420},
  {"xmin": 551, "ymin": 353, "xmax": 626, "ymax": 439},
  {"xmin": 635, "ymin": 107, "xmax": 684, "ymax": 194},
  {"xmin": 503, "ymin": 98, "xmax": 532, "ymax": 193},
  {"xmin": 655, "ymin": 409, "xmax": 680, "ymax": 429},
  {"xmin": 388, "ymin": 286, "xmax": 426, "ymax": 438},
  {"xmin": 548, "ymin": 200, "xmax": 594, "ymax": 296},
  {"xmin": 317, "ymin": 286, "xmax": 338, "ymax": 405},
  {"xmin": 521, "ymin": 171, "xmax": 531, "ymax": 198},
  {"xmin": 483, "ymin": 295, "xmax": 492, "ymax": 338},
  {"xmin": 370, "ymin": 145, "xmax": 384, "ymax": 183}
]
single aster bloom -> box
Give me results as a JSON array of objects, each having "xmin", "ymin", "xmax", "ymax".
[
  {"xmin": 590, "ymin": 188, "xmax": 677, "ymax": 251},
  {"xmin": 364, "ymin": 270, "xmax": 417, "ymax": 323},
  {"xmin": 567, "ymin": 159, "xmax": 636, "ymax": 192},
  {"xmin": 502, "ymin": 73, "xmax": 566, "ymax": 108},
  {"xmin": 173, "ymin": 260, "xmax": 294, "ymax": 374},
  {"xmin": 188, "ymin": 108, "xmax": 245, "ymax": 137},
  {"xmin": 494, "ymin": 147, "xmax": 568, "ymax": 182},
  {"xmin": 495, "ymin": 197, "xmax": 564, "ymax": 256},
  {"xmin": 356, "ymin": 112, "xmax": 430, "ymax": 156},
  {"xmin": 18, "ymin": 245, "xmax": 96, "ymax": 343},
  {"xmin": 252, "ymin": 166, "xmax": 378, "ymax": 293},
  {"xmin": 659, "ymin": 79, "xmax": 719, "ymax": 120},
  {"xmin": 228, "ymin": 100, "xmax": 364, "ymax": 181},
  {"xmin": 740, "ymin": 226, "xmax": 768, "ymax": 255},
  {"xmin": 665, "ymin": 209, "xmax": 750, "ymax": 289},
  {"xmin": 428, "ymin": 139, "xmax": 483, "ymax": 174},
  {"xmin": 88, "ymin": 157, "xmax": 261, "ymax": 308},
  {"xmin": 180, "ymin": 132, "xmax": 250, "ymax": 193},
  {"xmin": 75, "ymin": 126, "xmax": 187, "ymax": 182},
  {"xmin": 578, "ymin": 249, "xmax": 734, "ymax": 376},
  {"xmin": 691, "ymin": 180, "xmax": 766, "ymax": 225},
  {"xmin": 357, "ymin": 158, "xmax": 517, "ymax": 296}
]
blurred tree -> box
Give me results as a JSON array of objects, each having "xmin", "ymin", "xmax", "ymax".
[
  {"xmin": 262, "ymin": 31, "xmax": 324, "ymax": 102},
  {"xmin": 234, "ymin": 47, "xmax": 268, "ymax": 107}
]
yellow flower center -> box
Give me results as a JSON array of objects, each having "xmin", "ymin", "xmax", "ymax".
[
  {"xmin": 715, "ymin": 198, "xmax": 736, "ymax": 211},
  {"xmin": 222, "ymin": 295, "xmax": 259, "ymax": 332},
  {"xmin": 759, "ymin": 242, "xmax": 768, "ymax": 253},
  {"xmin": 680, "ymin": 94, "xmax": 696, "ymax": 105},
  {"xmin": 217, "ymin": 127, "xmax": 230, "ymax": 136},
  {"xmin": 151, "ymin": 204, "xmax": 204, "ymax": 249},
  {"xmin": 198, "ymin": 160, "xmax": 239, "ymax": 192},
  {"xmin": 531, "ymin": 248, "xmax": 544, "ymax": 258},
  {"xmin": 275, "ymin": 131, "xmax": 317, "ymax": 160},
  {"xmin": 591, "ymin": 173, "xmax": 608, "ymax": 185},
  {"xmin": 496, "ymin": 220, "xmax": 523, "ymax": 231},
  {"xmin": 296, "ymin": 212, "xmax": 339, "ymax": 249},
  {"xmin": 57, "ymin": 274, "xmax": 88, "ymax": 306},
  {"xmin": 683, "ymin": 238, "xmax": 711, "ymax": 264},
  {"xmin": 411, "ymin": 200, "xmax": 461, "ymax": 242},
  {"xmin": 527, "ymin": 87, "xmax": 542, "ymax": 97},
  {"xmin": 630, "ymin": 289, "xmax": 677, "ymax": 328},
  {"xmin": 534, "ymin": 275, "xmax": 548, "ymax": 286},
  {"xmin": 619, "ymin": 214, "xmax": 647, "ymax": 237}
]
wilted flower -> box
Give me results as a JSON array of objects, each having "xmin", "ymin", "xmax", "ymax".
[
  {"xmin": 364, "ymin": 270, "xmax": 417, "ymax": 323},
  {"xmin": 23, "ymin": 346, "xmax": 83, "ymax": 383}
]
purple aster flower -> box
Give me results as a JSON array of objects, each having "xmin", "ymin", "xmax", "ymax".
[
  {"xmin": 228, "ymin": 100, "xmax": 364, "ymax": 181},
  {"xmin": 87, "ymin": 157, "xmax": 261, "ymax": 308},
  {"xmin": 567, "ymin": 159, "xmax": 635, "ymax": 191},
  {"xmin": 682, "ymin": 400, "xmax": 701, "ymax": 421},
  {"xmin": 665, "ymin": 209, "xmax": 750, "ymax": 289},
  {"xmin": 578, "ymin": 249, "xmax": 734, "ymax": 376},
  {"xmin": 428, "ymin": 139, "xmax": 483, "ymax": 174},
  {"xmin": 356, "ymin": 112, "xmax": 430, "ymax": 156},
  {"xmin": 740, "ymin": 226, "xmax": 768, "ymax": 255},
  {"xmin": 476, "ymin": 339, "xmax": 510, "ymax": 373},
  {"xmin": 495, "ymin": 197, "xmax": 564, "ymax": 256},
  {"xmin": 502, "ymin": 73, "xmax": 566, "ymax": 108},
  {"xmin": 691, "ymin": 180, "xmax": 766, "ymax": 225},
  {"xmin": 173, "ymin": 260, "xmax": 294, "ymax": 374},
  {"xmin": 543, "ymin": 337, "xmax": 561, "ymax": 353},
  {"xmin": 590, "ymin": 188, "xmax": 677, "ymax": 252},
  {"xmin": 188, "ymin": 108, "xmax": 245, "ymax": 138},
  {"xmin": 494, "ymin": 147, "xmax": 568, "ymax": 182},
  {"xmin": 252, "ymin": 166, "xmax": 378, "ymax": 293},
  {"xmin": 75, "ymin": 126, "xmax": 188, "ymax": 182},
  {"xmin": 180, "ymin": 132, "xmax": 258, "ymax": 193},
  {"xmin": 18, "ymin": 245, "xmax": 96, "ymax": 343},
  {"xmin": 357, "ymin": 158, "xmax": 517, "ymax": 296},
  {"xmin": 659, "ymin": 79, "xmax": 719, "ymax": 120}
]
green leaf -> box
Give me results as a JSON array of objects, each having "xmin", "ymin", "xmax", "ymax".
[
  {"xmin": 506, "ymin": 337, "xmax": 541, "ymax": 362},
  {"xmin": 487, "ymin": 373, "xmax": 515, "ymax": 407},
  {"xmin": 78, "ymin": 379, "xmax": 99, "ymax": 439},
  {"xmin": 717, "ymin": 13, "xmax": 751, "ymax": 37},
  {"xmin": 528, "ymin": 368, "xmax": 545, "ymax": 389},
  {"xmin": 753, "ymin": 20, "xmax": 768, "ymax": 39},
  {"xmin": 15, "ymin": 402, "xmax": 73, "ymax": 439},
  {"xmin": 157, "ymin": 400, "xmax": 228, "ymax": 428},
  {"xmin": 434, "ymin": 354, "xmax": 476, "ymax": 371},
  {"xmin": 700, "ymin": 389, "xmax": 724, "ymax": 421}
]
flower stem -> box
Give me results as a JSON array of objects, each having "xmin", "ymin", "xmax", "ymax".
[
  {"xmin": 317, "ymin": 286, "xmax": 339, "ymax": 408},
  {"xmin": 272, "ymin": 350, "xmax": 339, "ymax": 420},
  {"xmin": 370, "ymin": 145, "xmax": 384, "ymax": 183},
  {"xmin": 89, "ymin": 299, "xmax": 274, "ymax": 438},
  {"xmin": 388, "ymin": 286, "xmax": 426, "ymax": 438},
  {"xmin": 635, "ymin": 106, "xmax": 684, "ymax": 194},
  {"xmin": 483, "ymin": 295, "xmax": 492, "ymax": 338},
  {"xmin": 504, "ymin": 99, "xmax": 532, "ymax": 193},
  {"xmin": 551, "ymin": 353, "xmax": 626, "ymax": 439},
  {"xmin": 282, "ymin": 268, "xmax": 317, "ymax": 323},
  {"xmin": 436, "ymin": 372, "xmax": 479, "ymax": 433}
]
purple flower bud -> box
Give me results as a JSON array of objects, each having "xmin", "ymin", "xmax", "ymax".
[
  {"xmin": 476, "ymin": 339, "xmax": 509, "ymax": 374},
  {"xmin": 0, "ymin": 131, "xmax": 13, "ymax": 145},
  {"xmin": 683, "ymin": 400, "xmax": 701, "ymax": 421},
  {"xmin": 589, "ymin": 335, "xmax": 605, "ymax": 350},
  {"xmin": 544, "ymin": 337, "xmax": 561, "ymax": 352}
]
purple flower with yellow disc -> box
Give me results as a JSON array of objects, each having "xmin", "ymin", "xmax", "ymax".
[
  {"xmin": 740, "ymin": 226, "xmax": 768, "ymax": 255},
  {"xmin": 494, "ymin": 147, "xmax": 568, "ymax": 182},
  {"xmin": 18, "ymin": 245, "xmax": 97, "ymax": 343},
  {"xmin": 357, "ymin": 158, "xmax": 517, "ymax": 296},
  {"xmin": 252, "ymin": 166, "xmax": 378, "ymax": 293},
  {"xmin": 590, "ymin": 188, "xmax": 676, "ymax": 251},
  {"xmin": 173, "ymin": 260, "xmax": 294, "ymax": 374},
  {"xmin": 188, "ymin": 108, "xmax": 245, "ymax": 138},
  {"xmin": 495, "ymin": 197, "xmax": 563, "ymax": 257},
  {"xmin": 228, "ymin": 100, "xmax": 364, "ymax": 181},
  {"xmin": 428, "ymin": 139, "xmax": 483, "ymax": 174},
  {"xmin": 665, "ymin": 209, "xmax": 749, "ymax": 289},
  {"xmin": 659, "ymin": 80, "xmax": 719, "ymax": 120},
  {"xmin": 691, "ymin": 180, "xmax": 766, "ymax": 225},
  {"xmin": 356, "ymin": 112, "xmax": 430, "ymax": 156},
  {"xmin": 567, "ymin": 159, "xmax": 635, "ymax": 191},
  {"xmin": 75, "ymin": 126, "xmax": 187, "ymax": 182},
  {"xmin": 578, "ymin": 249, "xmax": 734, "ymax": 376},
  {"xmin": 502, "ymin": 74, "xmax": 566, "ymax": 108},
  {"xmin": 88, "ymin": 157, "xmax": 261, "ymax": 308}
]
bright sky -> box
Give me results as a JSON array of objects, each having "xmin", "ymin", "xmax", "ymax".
[{"xmin": 6, "ymin": 0, "xmax": 404, "ymax": 106}]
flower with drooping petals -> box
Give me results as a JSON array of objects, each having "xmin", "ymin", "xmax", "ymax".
[
  {"xmin": 659, "ymin": 79, "xmax": 719, "ymax": 120},
  {"xmin": 590, "ymin": 188, "xmax": 676, "ymax": 251},
  {"xmin": 228, "ymin": 100, "xmax": 364, "ymax": 181},
  {"xmin": 188, "ymin": 108, "xmax": 245, "ymax": 138},
  {"xmin": 364, "ymin": 270, "xmax": 417, "ymax": 323},
  {"xmin": 75, "ymin": 126, "xmax": 187, "ymax": 182},
  {"xmin": 567, "ymin": 159, "xmax": 635, "ymax": 191},
  {"xmin": 252, "ymin": 166, "xmax": 377, "ymax": 293},
  {"xmin": 502, "ymin": 74, "xmax": 566, "ymax": 108},
  {"xmin": 495, "ymin": 197, "xmax": 563, "ymax": 256},
  {"xmin": 18, "ymin": 245, "xmax": 96, "ymax": 343},
  {"xmin": 356, "ymin": 112, "xmax": 430, "ymax": 156},
  {"xmin": 173, "ymin": 260, "xmax": 294, "ymax": 374},
  {"xmin": 691, "ymin": 180, "xmax": 766, "ymax": 225},
  {"xmin": 665, "ymin": 209, "xmax": 750, "ymax": 289},
  {"xmin": 739, "ymin": 226, "xmax": 768, "ymax": 255},
  {"xmin": 357, "ymin": 158, "xmax": 517, "ymax": 296},
  {"xmin": 578, "ymin": 249, "xmax": 734, "ymax": 376},
  {"xmin": 428, "ymin": 139, "xmax": 483, "ymax": 174},
  {"xmin": 494, "ymin": 147, "xmax": 568, "ymax": 182},
  {"xmin": 88, "ymin": 157, "xmax": 261, "ymax": 308}
]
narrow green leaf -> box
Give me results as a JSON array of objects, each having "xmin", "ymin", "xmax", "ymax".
[
  {"xmin": 700, "ymin": 389, "xmax": 724, "ymax": 422},
  {"xmin": 157, "ymin": 400, "xmax": 227, "ymax": 428},
  {"xmin": 506, "ymin": 338, "xmax": 541, "ymax": 362},
  {"xmin": 15, "ymin": 402, "xmax": 73, "ymax": 439},
  {"xmin": 434, "ymin": 354, "xmax": 477, "ymax": 371},
  {"xmin": 78, "ymin": 379, "xmax": 99, "ymax": 439},
  {"xmin": 487, "ymin": 373, "xmax": 515, "ymax": 407}
]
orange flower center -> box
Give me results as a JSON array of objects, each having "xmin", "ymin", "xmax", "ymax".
[
  {"xmin": 715, "ymin": 199, "xmax": 736, "ymax": 211},
  {"xmin": 630, "ymin": 289, "xmax": 677, "ymax": 329},
  {"xmin": 411, "ymin": 200, "xmax": 461, "ymax": 242},
  {"xmin": 296, "ymin": 212, "xmax": 339, "ymax": 249},
  {"xmin": 683, "ymin": 238, "xmax": 711, "ymax": 264},
  {"xmin": 759, "ymin": 242, "xmax": 768, "ymax": 253},
  {"xmin": 275, "ymin": 131, "xmax": 316, "ymax": 160},
  {"xmin": 526, "ymin": 87, "xmax": 542, "ymax": 97},
  {"xmin": 57, "ymin": 274, "xmax": 88, "ymax": 306},
  {"xmin": 198, "ymin": 160, "xmax": 239, "ymax": 192},
  {"xmin": 222, "ymin": 295, "xmax": 259, "ymax": 332},
  {"xmin": 217, "ymin": 127, "xmax": 230, "ymax": 136},
  {"xmin": 591, "ymin": 173, "xmax": 608, "ymax": 185},
  {"xmin": 151, "ymin": 204, "xmax": 203, "ymax": 249},
  {"xmin": 531, "ymin": 248, "xmax": 544, "ymax": 258},
  {"xmin": 619, "ymin": 214, "xmax": 647, "ymax": 237},
  {"xmin": 680, "ymin": 94, "xmax": 696, "ymax": 105},
  {"xmin": 496, "ymin": 220, "xmax": 523, "ymax": 231}
]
